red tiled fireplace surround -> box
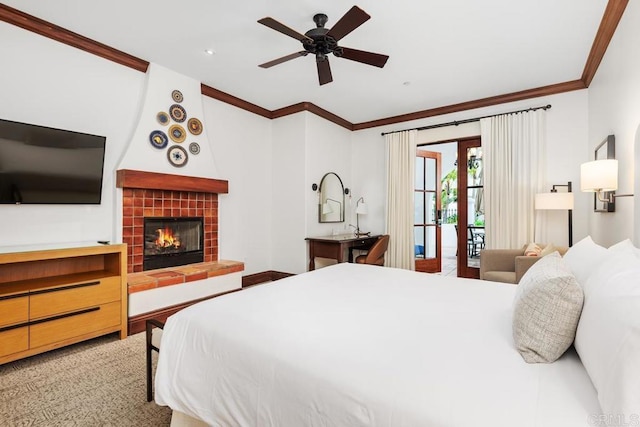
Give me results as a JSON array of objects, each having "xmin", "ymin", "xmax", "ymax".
[{"xmin": 116, "ymin": 169, "xmax": 229, "ymax": 274}]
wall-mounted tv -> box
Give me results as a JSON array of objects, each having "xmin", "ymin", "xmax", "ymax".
[{"xmin": 0, "ymin": 118, "xmax": 106, "ymax": 204}]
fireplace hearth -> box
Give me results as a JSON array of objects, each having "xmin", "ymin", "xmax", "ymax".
[{"xmin": 143, "ymin": 217, "xmax": 204, "ymax": 270}]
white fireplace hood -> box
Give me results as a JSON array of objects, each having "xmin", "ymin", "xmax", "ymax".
[{"xmin": 117, "ymin": 63, "xmax": 220, "ymax": 179}]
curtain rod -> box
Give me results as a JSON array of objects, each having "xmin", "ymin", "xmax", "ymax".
[{"xmin": 380, "ymin": 104, "xmax": 552, "ymax": 136}]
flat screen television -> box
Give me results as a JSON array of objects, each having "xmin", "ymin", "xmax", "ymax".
[{"xmin": 0, "ymin": 118, "xmax": 106, "ymax": 204}]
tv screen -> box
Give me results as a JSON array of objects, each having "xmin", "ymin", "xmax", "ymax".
[{"xmin": 0, "ymin": 118, "xmax": 106, "ymax": 204}]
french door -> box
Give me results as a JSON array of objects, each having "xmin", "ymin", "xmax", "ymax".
[
  {"xmin": 457, "ymin": 138, "xmax": 484, "ymax": 279},
  {"xmin": 414, "ymin": 149, "xmax": 441, "ymax": 273}
]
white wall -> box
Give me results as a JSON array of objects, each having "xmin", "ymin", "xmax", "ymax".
[
  {"xmin": 269, "ymin": 112, "xmax": 353, "ymax": 274},
  {"xmin": 0, "ymin": 21, "xmax": 144, "ymax": 246},
  {"xmin": 587, "ymin": 0, "xmax": 640, "ymax": 246},
  {"xmin": 0, "ymin": 21, "xmax": 276, "ymax": 276},
  {"xmin": 351, "ymin": 90, "xmax": 590, "ymax": 249},
  {"xmin": 203, "ymin": 97, "xmax": 273, "ymax": 274},
  {"xmin": 305, "ymin": 113, "xmax": 353, "ymax": 237}
]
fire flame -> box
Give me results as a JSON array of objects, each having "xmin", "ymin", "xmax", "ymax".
[{"xmin": 154, "ymin": 227, "xmax": 181, "ymax": 249}]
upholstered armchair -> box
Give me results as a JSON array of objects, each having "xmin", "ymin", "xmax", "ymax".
[
  {"xmin": 479, "ymin": 244, "xmax": 568, "ymax": 284},
  {"xmin": 355, "ymin": 235, "xmax": 390, "ymax": 266}
]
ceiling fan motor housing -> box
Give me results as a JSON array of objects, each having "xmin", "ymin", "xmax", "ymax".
[{"xmin": 304, "ymin": 15, "xmax": 339, "ymax": 58}]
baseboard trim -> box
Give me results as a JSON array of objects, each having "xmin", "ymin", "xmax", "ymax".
[
  {"xmin": 242, "ymin": 270, "xmax": 295, "ymax": 287},
  {"xmin": 127, "ymin": 288, "xmax": 241, "ymax": 335}
]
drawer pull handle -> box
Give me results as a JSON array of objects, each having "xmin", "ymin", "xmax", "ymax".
[
  {"xmin": 0, "ymin": 307, "xmax": 101, "ymax": 332},
  {"xmin": 0, "ymin": 292, "xmax": 29, "ymax": 301},
  {"xmin": 0, "ymin": 321, "xmax": 29, "ymax": 333},
  {"xmin": 29, "ymin": 306, "xmax": 100, "ymax": 326},
  {"xmin": 30, "ymin": 280, "xmax": 101, "ymax": 296}
]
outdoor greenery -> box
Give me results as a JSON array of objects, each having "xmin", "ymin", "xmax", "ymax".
[{"xmin": 441, "ymin": 168, "xmax": 457, "ymax": 207}]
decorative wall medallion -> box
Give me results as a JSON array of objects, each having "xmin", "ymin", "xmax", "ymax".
[
  {"xmin": 156, "ymin": 111, "xmax": 170, "ymax": 126},
  {"xmin": 169, "ymin": 104, "xmax": 187, "ymax": 122},
  {"xmin": 171, "ymin": 90, "xmax": 184, "ymax": 103},
  {"xmin": 168, "ymin": 124, "xmax": 186, "ymax": 143},
  {"xmin": 167, "ymin": 145, "xmax": 188, "ymax": 167},
  {"xmin": 149, "ymin": 130, "xmax": 168, "ymax": 149},
  {"xmin": 189, "ymin": 142, "xmax": 200, "ymax": 155},
  {"xmin": 187, "ymin": 117, "xmax": 203, "ymax": 135}
]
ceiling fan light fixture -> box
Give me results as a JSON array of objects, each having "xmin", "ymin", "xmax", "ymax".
[{"xmin": 257, "ymin": 5, "xmax": 389, "ymax": 85}]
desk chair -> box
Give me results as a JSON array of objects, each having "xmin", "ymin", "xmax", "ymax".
[{"xmin": 355, "ymin": 235, "xmax": 390, "ymax": 266}]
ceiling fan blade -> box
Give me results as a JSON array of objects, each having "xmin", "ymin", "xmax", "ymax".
[
  {"xmin": 259, "ymin": 51, "xmax": 308, "ymax": 68},
  {"xmin": 258, "ymin": 17, "xmax": 313, "ymax": 42},
  {"xmin": 339, "ymin": 47, "xmax": 389, "ymax": 68},
  {"xmin": 317, "ymin": 58, "xmax": 333, "ymax": 85},
  {"xmin": 326, "ymin": 6, "xmax": 370, "ymax": 41}
]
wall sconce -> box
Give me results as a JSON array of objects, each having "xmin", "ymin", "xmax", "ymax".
[
  {"xmin": 580, "ymin": 159, "xmax": 618, "ymax": 203},
  {"xmin": 355, "ymin": 197, "xmax": 369, "ymax": 236},
  {"xmin": 535, "ymin": 182, "xmax": 574, "ymax": 246},
  {"xmin": 580, "ymin": 159, "xmax": 633, "ymax": 205}
]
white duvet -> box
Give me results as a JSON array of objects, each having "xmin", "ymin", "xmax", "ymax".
[{"xmin": 155, "ymin": 263, "xmax": 600, "ymax": 426}]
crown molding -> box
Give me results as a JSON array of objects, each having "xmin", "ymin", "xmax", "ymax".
[{"xmin": 0, "ymin": 1, "xmax": 627, "ymax": 131}]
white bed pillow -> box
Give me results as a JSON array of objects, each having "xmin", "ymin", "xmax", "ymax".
[
  {"xmin": 608, "ymin": 238, "xmax": 640, "ymax": 257},
  {"xmin": 513, "ymin": 252, "xmax": 583, "ymax": 363},
  {"xmin": 574, "ymin": 253, "xmax": 640, "ymax": 417},
  {"xmin": 562, "ymin": 236, "xmax": 608, "ymax": 287}
]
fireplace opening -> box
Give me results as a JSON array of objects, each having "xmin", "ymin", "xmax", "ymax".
[{"xmin": 143, "ymin": 217, "xmax": 204, "ymax": 270}]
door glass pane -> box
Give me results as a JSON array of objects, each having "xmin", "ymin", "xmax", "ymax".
[
  {"xmin": 468, "ymin": 187, "xmax": 484, "ymax": 226},
  {"xmin": 414, "ymin": 226, "xmax": 425, "ymax": 259},
  {"xmin": 426, "ymin": 192, "xmax": 436, "ymax": 225},
  {"xmin": 425, "ymin": 158, "xmax": 436, "ymax": 190},
  {"xmin": 415, "ymin": 157, "xmax": 424, "ymax": 190},
  {"xmin": 425, "ymin": 226, "xmax": 436, "ymax": 258},
  {"xmin": 467, "ymin": 147, "xmax": 483, "ymax": 186},
  {"xmin": 414, "ymin": 192, "xmax": 425, "ymax": 224}
]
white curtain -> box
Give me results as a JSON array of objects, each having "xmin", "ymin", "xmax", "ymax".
[
  {"xmin": 481, "ymin": 110, "xmax": 546, "ymax": 249},
  {"xmin": 385, "ymin": 130, "xmax": 417, "ymax": 270}
]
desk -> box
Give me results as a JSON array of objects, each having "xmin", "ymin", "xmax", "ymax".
[{"xmin": 305, "ymin": 234, "xmax": 380, "ymax": 271}]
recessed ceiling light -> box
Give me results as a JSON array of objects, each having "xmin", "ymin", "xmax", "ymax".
[
  {"xmin": 204, "ymin": 49, "xmax": 216, "ymax": 56},
  {"xmin": 402, "ymin": 81, "xmax": 411, "ymax": 86}
]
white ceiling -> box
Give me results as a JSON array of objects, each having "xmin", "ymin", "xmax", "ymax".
[{"xmin": 5, "ymin": 0, "xmax": 609, "ymax": 124}]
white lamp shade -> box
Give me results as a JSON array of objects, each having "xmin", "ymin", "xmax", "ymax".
[
  {"xmin": 356, "ymin": 201, "xmax": 368, "ymax": 215},
  {"xmin": 581, "ymin": 159, "xmax": 618, "ymax": 192},
  {"xmin": 535, "ymin": 192, "xmax": 574, "ymax": 210}
]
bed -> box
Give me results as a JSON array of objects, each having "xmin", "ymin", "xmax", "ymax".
[{"xmin": 154, "ymin": 260, "xmax": 617, "ymax": 427}]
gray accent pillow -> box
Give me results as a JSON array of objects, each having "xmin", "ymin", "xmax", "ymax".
[{"xmin": 513, "ymin": 251, "xmax": 584, "ymax": 363}]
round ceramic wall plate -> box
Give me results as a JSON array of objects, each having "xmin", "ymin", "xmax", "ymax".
[
  {"xmin": 171, "ymin": 89, "xmax": 184, "ymax": 103},
  {"xmin": 168, "ymin": 124, "xmax": 186, "ymax": 143},
  {"xmin": 156, "ymin": 111, "xmax": 170, "ymax": 126},
  {"xmin": 149, "ymin": 130, "xmax": 168, "ymax": 149},
  {"xmin": 189, "ymin": 142, "xmax": 200, "ymax": 155},
  {"xmin": 187, "ymin": 117, "xmax": 203, "ymax": 135},
  {"xmin": 167, "ymin": 145, "xmax": 188, "ymax": 167},
  {"xmin": 169, "ymin": 104, "xmax": 187, "ymax": 122}
]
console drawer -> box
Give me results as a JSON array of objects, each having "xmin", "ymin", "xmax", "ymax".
[
  {"xmin": 0, "ymin": 295, "xmax": 28, "ymax": 327},
  {"xmin": 0, "ymin": 327, "xmax": 29, "ymax": 358},
  {"xmin": 30, "ymin": 277, "xmax": 121, "ymax": 320},
  {"xmin": 30, "ymin": 301, "xmax": 121, "ymax": 349}
]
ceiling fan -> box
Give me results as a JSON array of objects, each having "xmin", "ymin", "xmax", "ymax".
[{"xmin": 257, "ymin": 6, "xmax": 389, "ymax": 85}]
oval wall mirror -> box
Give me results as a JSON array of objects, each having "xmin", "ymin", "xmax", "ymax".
[{"xmin": 318, "ymin": 172, "xmax": 345, "ymax": 223}]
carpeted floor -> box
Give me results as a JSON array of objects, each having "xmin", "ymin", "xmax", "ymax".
[{"xmin": 0, "ymin": 332, "xmax": 172, "ymax": 427}]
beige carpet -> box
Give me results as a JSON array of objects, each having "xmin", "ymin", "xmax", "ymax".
[{"xmin": 0, "ymin": 332, "xmax": 172, "ymax": 426}]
